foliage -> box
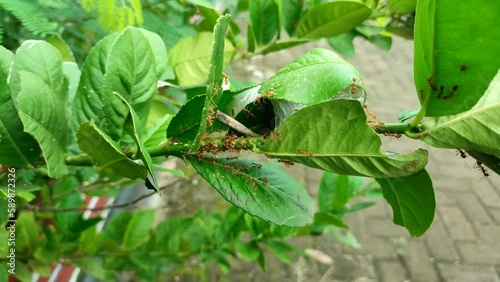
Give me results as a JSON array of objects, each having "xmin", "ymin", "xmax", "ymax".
[{"xmin": 0, "ymin": 0, "xmax": 499, "ymax": 280}]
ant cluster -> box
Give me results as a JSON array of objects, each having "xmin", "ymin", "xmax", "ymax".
[{"xmin": 456, "ymin": 149, "xmax": 491, "ymax": 177}]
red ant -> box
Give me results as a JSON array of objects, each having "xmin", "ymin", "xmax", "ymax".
[{"xmin": 474, "ymin": 161, "xmax": 490, "ymax": 177}]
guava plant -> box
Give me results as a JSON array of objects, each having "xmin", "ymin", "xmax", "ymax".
[{"xmin": 0, "ymin": 0, "xmax": 499, "ymax": 280}]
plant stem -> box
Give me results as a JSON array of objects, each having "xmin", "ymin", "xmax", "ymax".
[{"xmin": 373, "ymin": 122, "xmax": 410, "ymax": 134}]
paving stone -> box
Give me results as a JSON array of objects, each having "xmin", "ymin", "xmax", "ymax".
[
  {"xmin": 475, "ymin": 184, "xmax": 500, "ymax": 208},
  {"xmin": 365, "ymin": 217, "xmax": 408, "ymax": 237},
  {"xmin": 474, "ymin": 223, "xmax": 500, "ymax": 244},
  {"xmin": 435, "ymin": 190, "xmax": 456, "ymax": 206},
  {"xmin": 438, "ymin": 263, "xmax": 500, "ymax": 282},
  {"xmin": 439, "ymin": 206, "xmax": 477, "ymax": 240},
  {"xmin": 457, "ymin": 242, "xmax": 500, "ymax": 265},
  {"xmin": 423, "ymin": 218, "xmax": 460, "ymax": 261},
  {"xmin": 490, "ymin": 208, "xmax": 500, "ymax": 224},
  {"xmin": 431, "ymin": 177, "xmax": 474, "ymax": 191},
  {"xmin": 357, "ymin": 236, "xmax": 397, "ymax": 259},
  {"xmin": 401, "ymin": 240, "xmax": 439, "ymax": 282},
  {"xmin": 376, "ymin": 260, "xmax": 408, "ymax": 282},
  {"xmin": 454, "ymin": 192, "xmax": 494, "ymax": 224}
]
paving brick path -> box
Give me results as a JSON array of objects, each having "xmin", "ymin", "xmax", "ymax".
[{"xmin": 233, "ymin": 37, "xmax": 500, "ymax": 282}]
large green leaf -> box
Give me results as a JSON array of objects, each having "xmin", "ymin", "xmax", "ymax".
[
  {"xmin": 10, "ymin": 40, "xmax": 65, "ymax": 101},
  {"xmin": 190, "ymin": 158, "xmax": 315, "ymax": 227},
  {"xmin": 18, "ymin": 72, "xmax": 68, "ymax": 178},
  {"xmin": 101, "ymin": 27, "xmax": 157, "ymax": 139},
  {"xmin": 376, "ymin": 169, "xmax": 435, "ymax": 237},
  {"xmin": 414, "ymin": 0, "xmax": 500, "ymax": 116},
  {"xmin": 116, "ymin": 93, "xmax": 159, "ymax": 192},
  {"xmin": 259, "ymin": 48, "xmax": 363, "ymax": 104},
  {"xmin": 76, "ymin": 121, "xmax": 147, "ymax": 179},
  {"xmin": 419, "ymin": 70, "xmax": 500, "ymax": 157},
  {"xmin": 138, "ymin": 29, "xmax": 168, "ymax": 79},
  {"xmin": 258, "ymin": 100, "xmax": 428, "ymax": 178},
  {"xmin": 123, "ymin": 210, "xmax": 155, "ymax": 250},
  {"xmin": 72, "ymin": 33, "xmax": 119, "ymax": 130},
  {"xmin": 168, "ymin": 32, "xmax": 235, "ymax": 87},
  {"xmin": 249, "ymin": 0, "xmax": 279, "ymax": 45},
  {"xmin": 166, "ymin": 95, "xmax": 205, "ymax": 144},
  {"xmin": 296, "ymin": 1, "xmax": 371, "ymax": 39},
  {"xmin": 0, "ymin": 46, "xmax": 40, "ymax": 166}
]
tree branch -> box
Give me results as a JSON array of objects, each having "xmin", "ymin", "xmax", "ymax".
[{"xmin": 22, "ymin": 179, "xmax": 184, "ymax": 213}]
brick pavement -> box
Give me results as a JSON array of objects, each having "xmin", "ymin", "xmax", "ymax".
[{"xmin": 234, "ymin": 36, "xmax": 500, "ymax": 281}]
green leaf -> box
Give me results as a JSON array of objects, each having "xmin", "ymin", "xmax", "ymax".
[
  {"xmin": 261, "ymin": 39, "xmax": 313, "ymax": 55},
  {"xmin": 419, "ymin": 70, "xmax": 500, "ymax": 157},
  {"xmin": 144, "ymin": 114, "xmax": 172, "ymax": 147},
  {"xmin": 263, "ymin": 240, "xmax": 295, "ymax": 264},
  {"xmin": 72, "ymin": 33, "xmax": 119, "ymax": 130},
  {"xmin": 258, "ymin": 100, "xmax": 428, "ymax": 178},
  {"xmin": 18, "ymin": 72, "xmax": 68, "ymax": 178},
  {"xmin": 259, "ymin": 48, "xmax": 363, "ymax": 104},
  {"xmin": 16, "ymin": 212, "xmax": 39, "ymax": 253},
  {"xmin": 116, "ymin": 93, "xmax": 159, "ymax": 192},
  {"xmin": 235, "ymin": 241, "xmax": 261, "ymax": 261},
  {"xmin": 249, "ymin": 0, "xmax": 279, "ymax": 45},
  {"xmin": 466, "ymin": 151, "xmax": 500, "ymax": 175},
  {"xmin": 387, "ymin": 0, "xmax": 416, "ymax": 13},
  {"xmin": 414, "ymin": 0, "xmax": 500, "ymax": 116},
  {"xmin": 0, "ymin": 46, "xmax": 40, "ymax": 166},
  {"xmin": 63, "ymin": 62, "xmax": 81, "ymax": 106},
  {"xmin": 314, "ymin": 212, "xmax": 348, "ymax": 228},
  {"xmin": 137, "ymin": 28, "xmax": 168, "ymax": 79},
  {"xmin": 247, "ymin": 22, "xmax": 256, "ymax": 53},
  {"xmin": 190, "ymin": 158, "xmax": 315, "ymax": 227},
  {"xmin": 376, "ymin": 169, "xmax": 435, "ymax": 237},
  {"xmin": 46, "ymin": 36, "xmax": 76, "ymax": 62},
  {"xmin": 76, "ymin": 121, "xmax": 147, "ymax": 179},
  {"xmin": 99, "ymin": 212, "xmax": 132, "ymax": 251},
  {"xmin": 166, "ymin": 95, "xmax": 205, "ymax": 143},
  {"xmin": 101, "ymin": 27, "xmax": 157, "ymax": 139},
  {"xmin": 318, "ymin": 172, "xmax": 349, "ymax": 211},
  {"xmin": 327, "ymin": 30, "xmax": 357, "ymax": 57},
  {"xmin": 296, "ymin": 1, "xmax": 372, "ymax": 39},
  {"xmin": 10, "ymin": 40, "xmax": 65, "ymax": 101},
  {"xmin": 54, "ymin": 177, "xmax": 83, "ymax": 234},
  {"xmin": 73, "ymin": 258, "xmax": 107, "ymax": 279},
  {"xmin": 277, "ymin": 0, "xmax": 302, "ymax": 36},
  {"xmin": 191, "ymin": 15, "xmax": 231, "ymax": 152},
  {"xmin": 123, "ymin": 210, "xmax": 155, "ymax": 250},
  {"xmin": 168, "ymin": 32, "xmax": 235, "ymax": 87},
  {"xmin": 13, "ymin": 263, "xmax": 32, "ymax": 282}
]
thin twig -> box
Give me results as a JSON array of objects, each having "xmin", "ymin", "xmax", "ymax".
[
  {"xmin": 51, "ymin": 178, "xmax": 131, "ymax": 202},
  {"xmin": 216, "ymin": 110, "xmax": 259, "ymax": 137},
  {"xmin": 22, "ymin": 179, "xmax": 184, "ymax": 213}
]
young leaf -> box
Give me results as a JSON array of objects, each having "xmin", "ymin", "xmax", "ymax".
[
  {"xmin": 166, "ymin": 95, "xmax": 205, "ymax": 143},
  {"xmin": 16, "ymin": 212, "xmax": 39, "ymax": 254},
  {"xmin": 235, "ymin": 241, "xmax": 261, "ymax": 261},
  {"xmin": 327, "ymin": 30, "xmax": 357, "ymax": 57},
  {"xmin": 115, "ymin": 93, "xmax": 159, "ymax": 192},
  {"xmin": 313, "ymin": 212, "xmax": 348, "ymax": 228},
  {"xmin": 72, "ymin": 33, "xmax": 119, "ymax": 130},
  {"xmin": 258, "ymin": 100, "xmax": 428, "ymax": 178},
  {"xmin": 376, "ymin": 169, "xmax": 435, "ymax": 237},
  {"xmin": 123, "ymin": 210, "xmax": 155, "ymax": 251},
  {"xmin": 168, "ymin": 32, "xmax": 235, "ymax": 87},
  {"xmin": 18, "ymin": 72, "xmax": 68, "ymax": 178},
  {"xmin": 276, "ymin": 0, "xmax": 302, "ymax": 36},
  {"xmin": 0, "ymin": 46, "xmax": 40, "ymax": 166},
  {"xmin": 249, "ymin": 0, "xmax": 279, "ymax": 45},
  {"xmin": 46, "ymin": 36, "xmax": 76, "ymax": 62},
  {"xmin": 419, "ymin": 70, "xmax": 500, "ymax": 157},
  {"xmin": 189, "ymin": 158, "xmax": 315, "ymax": 227},
  {"xmin": 259, "ymin": 48, "xmax": 363, "ymax": 105},
  {"xmin": 191, "ymin": 14, "xmax": 231, "ymax": 152},
  {"xmin": 296, "ymin": 1, "xmax": 371, "ymax": 39},
  {"xmin": 414, "ymin": 0, "xmax": 500, "ymax": 116},
  {"xmin": 144, "ymin": 114, "xmax": 173, "ymax": 147},
  {"xmin": 101, "ymin": 27, "xmax": 157, "ymax": 139},
  {"xmin": 76, "ymin": 121, "xmax": 147, "ymax": 179},
  {"xmin": 137, "ymin": 29, "xmax": 168, "ymax": 79},
  {"xmin": 318, "ymin": 172, "xmax": 349, "ymax": 212},
  {"xmin": 10, "ymin": 40, "xmax": 65, "ymax": 101}
]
